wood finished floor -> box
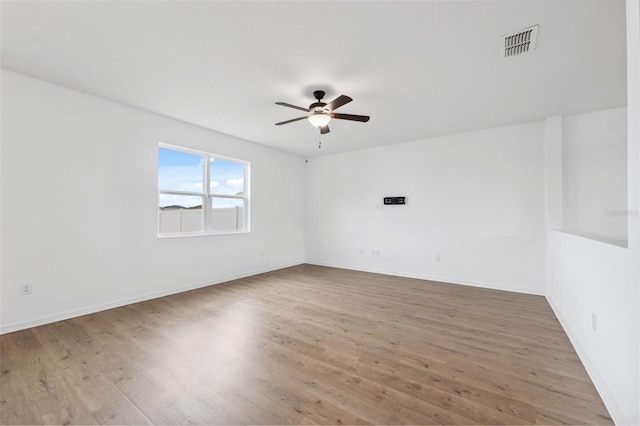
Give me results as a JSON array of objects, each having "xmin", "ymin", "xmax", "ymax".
[{"xmin": 1, "ymin": 264, "xmax": 612, "ymax": 425}]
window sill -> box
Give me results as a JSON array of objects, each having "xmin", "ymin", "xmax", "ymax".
[{"xmin": 157, "ymin": 230, "xmax": 250, "ymax": 239}]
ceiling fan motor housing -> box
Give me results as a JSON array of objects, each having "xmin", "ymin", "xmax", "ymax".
[
  {"xmin": 311, "ymin": 91, "xmax": 328, "ymax": 112},
  {"xmin": 310, "ymin": 102, "xmax": 328, "ymax": 113}
]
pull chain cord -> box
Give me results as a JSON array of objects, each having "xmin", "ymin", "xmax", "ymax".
[{"xmin": 318, "ymin": 132, "xmax": 322, "ymax": 149}]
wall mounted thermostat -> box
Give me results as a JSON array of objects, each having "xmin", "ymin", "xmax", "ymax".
[{"xmin": 384, "ymin": 196, "xmax": 406, "ymax": 205}]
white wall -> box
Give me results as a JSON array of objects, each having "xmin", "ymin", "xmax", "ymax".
[
  {"xmin": 545, "ymin": 33, "xmax": 639, "ymax": 424},
  {"xmin": 547, "ymin": 230, "xmax": 637, "ymax": 425},
  {"xmin": 0, "ymin": 70, "xmax": 306, "ymax": 333},
  {"xmin": 305, "ymin": 121, "xmax": 546, "ymax": 295},
  {"xmin": 562, "ymin": 107, "xmax": 628, "ymax": 245}
]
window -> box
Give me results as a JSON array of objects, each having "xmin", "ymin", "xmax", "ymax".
[{"xmin": 158, "ymin": 144, "xmax": 249, "ymax": 236}]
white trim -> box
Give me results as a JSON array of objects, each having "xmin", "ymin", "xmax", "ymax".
[
  {"xmin": 158, "ymin": 142, "xmax": 208, "ymax": 157},
  {"xmin": 157, "ymin": 229, "xmax": 250, "ymax": 239},
  {"xmin": 546, "ymin": 296, "xmax": 626, "ymax": 425},
  {"xmin": 0, "ymin": 261, "xmax": 304, "ymax": 335},
  {"xmin": 210, "ymin": 194, "xmax": 245, "ymax": 200},
  {"xmin": 158, "ymin": 189, "xmax": 205, "ymax": 197},
  {"xmin": 305, "ymin": 260, "xmax": 545, "ymax": 296}
]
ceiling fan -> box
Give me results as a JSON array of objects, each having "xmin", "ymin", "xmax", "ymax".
[{"xmin": 275, "ymin": 90, "xmax": 370, "ymax": 134}]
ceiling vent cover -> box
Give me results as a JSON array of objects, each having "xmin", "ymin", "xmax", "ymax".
[{"xmin": 501, "ymin": 25, "xmax": 538, "ymax": 58}]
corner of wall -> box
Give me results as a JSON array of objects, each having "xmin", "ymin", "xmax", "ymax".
[{"xmin": 626, "ymin": 0, "xmax": 640, "ymax": 423}]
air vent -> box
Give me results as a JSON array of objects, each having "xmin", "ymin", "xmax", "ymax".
[{"xmin": 501, "ymin": 25, "xmax": 538, "ymax": 58}]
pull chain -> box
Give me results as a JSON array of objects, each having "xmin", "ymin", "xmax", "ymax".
[{"xmin": 318, "ymin": 132, "xmax": 322, "ymax": 149}]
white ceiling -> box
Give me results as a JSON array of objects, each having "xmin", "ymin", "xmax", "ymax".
[{"xmin": 1, "ymin": 0, "xmax": 627, "ymax": 158}]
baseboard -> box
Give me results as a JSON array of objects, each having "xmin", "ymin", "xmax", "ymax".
[
  {"xmin": 305, "ymin": 261, "xmax": 545, "ymax": 296},
  {"xmin": 546, "ymin": 296, "xmax": 627, "ymax": 425},
  {"xmin": 0, "ymin": 260, "xmax": 304, "ymax": 335}
]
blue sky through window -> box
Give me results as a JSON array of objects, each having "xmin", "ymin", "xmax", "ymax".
[
  {"xmin": 210, "ymin": 157, "xmax": 245, "ymax": 195},
  {"xmin": 158, "ymin": 148, "xmax": 203, "ymax": 193},
  {"xmin": 159, "ymin": 147, "xmax": 246, "ymax": 208}
]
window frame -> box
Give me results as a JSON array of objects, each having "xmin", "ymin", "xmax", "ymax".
[{"xmin": 158, "ymin": 143, "xmax": 250, "ymax": 237}]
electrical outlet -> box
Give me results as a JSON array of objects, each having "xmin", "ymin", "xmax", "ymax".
[
  {"xmin": 371, "ymin": 249, "xmax": 380, "ymax": 256},
  {"xmin": 20, "ymin": 283, "xmax": 33, "ymax": 295},
  {"xmin": 435, "ymin": 254, "xmax": 441, "ymax": 262},
  {"xmin": 592, "ymin": 313, "xmax": 597, "ymax": 332}
]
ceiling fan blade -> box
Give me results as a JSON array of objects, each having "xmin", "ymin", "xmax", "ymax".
[
  {"xmin": 330, "ymin": 112, "xmax": 370, "ymax": 122},
  {"xmin": 275, "ymin": 102, "xmax": 309, "ymax": 112},
  {"xmin": 320, "ymin": 125, "xmax": 330, "ymax": 134},
  {"xmin": 325, "ymin": 95, "xmax": 352, "ymax": 111},
  {"xmin": 275, "ymin": 116, "xmax": 308, "ymax": 125}
]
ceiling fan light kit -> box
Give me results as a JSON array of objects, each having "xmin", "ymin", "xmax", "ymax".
[
  {"xmin": 275, "ymin": 90, "xmax": 370, "ymax": 137},
  {"xmin": 308, "ymin": 113, "xmax": 331, "ymax": 127}
]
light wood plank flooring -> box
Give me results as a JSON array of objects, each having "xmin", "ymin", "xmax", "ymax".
[{"xmin": 1, "ymin": 264, "xmax": 612, "ymax": 425}]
